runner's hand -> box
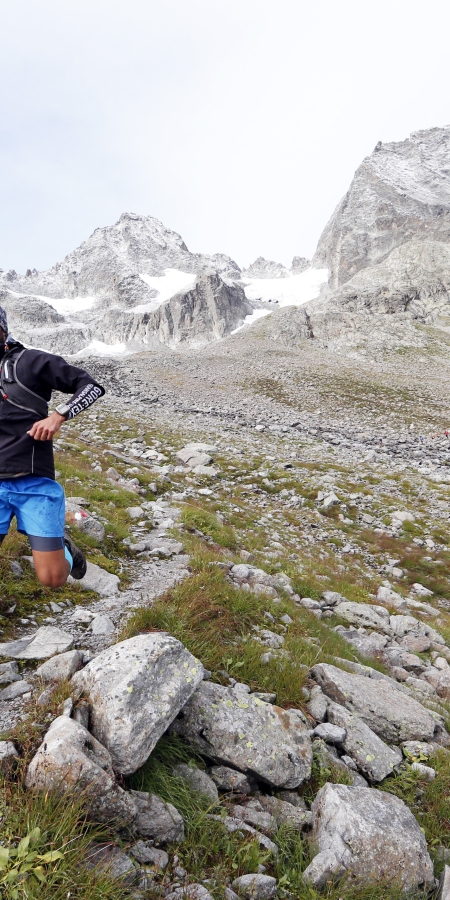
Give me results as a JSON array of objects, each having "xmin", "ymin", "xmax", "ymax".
[{"xmin": 27, "ymin": 412, "xmax": 65, "ymax": 441}]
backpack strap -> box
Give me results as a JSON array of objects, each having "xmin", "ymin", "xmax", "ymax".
[{"xmin": 0, "ymin": 348, "xmax": 49, "ymax": 419}]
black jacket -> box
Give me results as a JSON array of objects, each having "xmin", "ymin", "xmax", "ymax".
[{"xmin": 0, "ymin": 341, "xmax": 105, "ymax": 480}]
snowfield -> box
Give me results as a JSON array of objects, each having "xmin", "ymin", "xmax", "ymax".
[
  {"xmin": 133, "ymin": 269, "xmax": 197, "ymax": 313},
  {"xmin": 242, "ymin": 267, "xmax": 328, "ymax": 307},
  {"xmin": 75, "ymin": 340, "xmax": 127, "ymax": 356}
]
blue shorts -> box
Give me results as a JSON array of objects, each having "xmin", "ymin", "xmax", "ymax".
[{"xmin": 0, "ymin": 476, "xmax": 66, "ymax": 551}]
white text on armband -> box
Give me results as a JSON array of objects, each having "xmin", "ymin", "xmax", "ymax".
[{"xmin": 67, "ymin": 384, "xmax": 103, "ymax": 419}]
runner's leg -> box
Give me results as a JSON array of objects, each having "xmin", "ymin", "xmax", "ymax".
[
  {"xmin": 31, "ymin": 548, "xmax": 70, "ymax": 589},
  {"xmin": 12, "ymin": 477, "xmax": 74, "ymax": 589}
]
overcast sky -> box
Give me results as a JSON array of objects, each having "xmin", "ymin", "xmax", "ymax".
[{"xmin": 1, "ymin": 0, "xmax": 449, "ymax": 274}]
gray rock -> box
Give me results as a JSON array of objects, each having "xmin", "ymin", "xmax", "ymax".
[
  {"xmin": 313, "ymin": 723, "xmax": 346, "ymax": 743},
  {"xmin": 307, "ymin": 685, "xmax": 328, "ymax": 722},
  {"xmin": 71, "ymin": 634, "xmax": 204, "ymax": 775},
  {"xmin": 321, "ymin": 591, "xmax": 345, "ymax": 606},
  {"xmin": 177, "ymin": 447, "xmax": 213, "ymax": 468},
  {"xmin": 231, "ymin": 802, "xmax": 277, "ymax": 836},
  {"xmin": 0, "ymin": 661, "xmax": 20, "ymax": 685},
  {"xmin": 0, "ymin": 740, "xmax": 19, "ymax": 771},
  {"xmin": 129, "ymin": 790, "xmax": 184, "ymax": 842},
  {"xmin": 411, "ymin": 762, "xmax": 436, "ymax": 780},
  {"xmin": 257, "ymin": 794, "xmax": 311, "ymax": 829},
  {"xmin": 225, "ymin": 890, "xmax": 240, "ymax": 900},
  {"xmin": 438, "ymin": 865, "xmax": 450, "ymax": 900},
  {"xmin": 401, "ymin": 740, "xmax": 435, "ymax": 760},
  {"xmin": 338, "ymin": 629, "xmax": 388, "ymax": 659},
  {"xmin": 36, "ymin": 650, "xmax": 84, "ymax": 683},
  {"xmin": 422, "ymin": 667, "xmax": 450, "ymax": 699},
  {"xmin": 126, "ymin": 506, "xmax": 145, "ymax": 519},
  {"xmin": 69, "ymin": 561, "xmax": 120, "ymax": 595},
  {"xmin": 170, "ymin": 681, "xmax": 312, "ymax": 788},
  {"xmin": 303, "ymin": 849, "xmax": 346, "ymax": 888},
  {"xmin": 129, "ymin": 842, "xmax": 169, "ymax": 869},
  {"xmin": 89, "ymin": 614, "xmax": 115, "ymax": 635},
  {"xmin": 327, "ymin": 701, "xmax": 402, "ymax": 782},
  {"xmin": 26, "ymin": 716, "xmax": 137, "ymax": 826},
  {"xmin": 210, "ymin": 814, "xmax": 278, "ymax": 855},
  {"xmin": 334, "ymin": 601, "xmax": 391, "ymax": 633},
  {"xmin": 381, "ymin": 646, "xmax": 426, "ymax": 674},
  {"xmin": 311, "ymin": 663, "xmax": 440, "ymax": 743},
  {"xmin": 165, "ymin": 886, "xmax": 214, "ymax": 900},
  {"xmin": 231, "ymin": 874, "xmax": 277, "ymax": 899},
  {"xmin": 0, "ymin": 680, "xmax": 32, "ymax": 701},
  {"xmin": 209, "ymin": 765, "xmax": 254, "ymax": 794},
  {"xmin": 173, "ymin": 763, "xmax": 219, "ymax": 802},
  {"xmin": 389, "ymin": 614, "xmax": 445, "ymax": 645},
  {"xmin": 65, "ymin": 501, "xmax": 105, "ymax": 541},
  {"xmin": 0, "ymin": 626, "xmax": 74, "ymax": 660},
  {"xmin": 85, "ymin": 843, "xmax": 136, "ymax": 885},
  {"xmin": 306, "ymin": 783, "xmax": 434, "ymax": 890},
  {"xmin": 278, "ymin": 790, "xmax": 307, "ymax": 808},
  {"xmin": 73, "ymin": 699, "xmax": 90, "ymax": 729}
]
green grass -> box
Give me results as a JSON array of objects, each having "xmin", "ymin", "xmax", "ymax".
[
  {"xmin": 0, "ymin": 776, "xmax": 127, "ymax": 900},
  {"xmin": 180, "ymin": 504, "xmax": 237, "ymax": 549},
  {"xmin": 379, "ymin": 750, "xmax": 450, "ymax": 871},
  {"xmin": 120, "ymin": 543, "xmax": 390, "ymax": 707}
]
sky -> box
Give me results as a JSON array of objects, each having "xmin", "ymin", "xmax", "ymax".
[{"xmin": 1, "ymin": 0, "xmax": 450, "ymax": 274}]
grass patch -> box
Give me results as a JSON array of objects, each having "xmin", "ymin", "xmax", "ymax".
[
  {"xmin": 379, "ymin": 750, "xmax": 450, "ymax": 870},
  {"xmin": 0, "ymin": 779, "xmax": 126, "ymax": 900},
  {"xmin": 181, "ymin": 505, "xmax": 237, "ymax": 550},
  {"xmin": 120, "ymin": 547, "xmax": 390, "ymax": 708}
]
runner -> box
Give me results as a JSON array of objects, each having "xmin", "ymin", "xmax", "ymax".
[{"xmin": 0, "ymin": 306, "xmax": 105, "ymax": 588}]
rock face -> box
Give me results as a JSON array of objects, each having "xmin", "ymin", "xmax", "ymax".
[
  {"xmin": 115, "ymin": 271, "xmax": 252, "ymax": 349},
  {"xmin": 314, "ymin": 126, "xmax": 450, "ymax": 288},
  {"xmin": 71, "ymin": 634, "xmax": 204, "ymax": 775},
  {"xmin": 170, "ymin": 682, "xmax": 312, "ymax": 788},
  {"xmin": 306, "ymin": 240, "xmax": 450, "ymax": 350},
  {"xmin": 242, "ymin": 257, "xmax": 289, "ymax": 279},
  {"xmin": 304, "ymin": 783, "xmax": 434, "ymax": 891},
  {"xmin": 26, "ymin": 716, "xmax": 137, "ymax": 826},
  {"xmin": 311, "ymin": 663, "xmax": 439, "ymax": 743}
]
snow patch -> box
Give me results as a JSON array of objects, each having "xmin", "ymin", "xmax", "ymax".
[
  {"xmin": 5, "ymin": 289, "xmax": 97, "ymax": 316},
  {"xmin": 75, "ymin": 340, "xmax": 127, "ymax": 356},
  {"xmin": 243, "ymin": 267, "xmax": 328, "ymax": 307},
  {"xmin": 231, "ymin": 308, "xmax": 271, "ymax": 334},
  {"xmin": 133, "ymin": 268, "xmax": 197, "ymax": 313}
]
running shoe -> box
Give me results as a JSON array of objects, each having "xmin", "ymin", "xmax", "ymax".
[{"xmin": 64, "ymin": 530, "xmax": 87, "ymax": 580}]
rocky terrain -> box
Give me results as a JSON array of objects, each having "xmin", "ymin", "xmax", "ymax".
[{"xmin": 2, "ymin": 124, "xmax": 450, "ymax": 899}]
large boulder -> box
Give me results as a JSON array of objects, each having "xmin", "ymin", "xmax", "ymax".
[
  {"xmin": 170, "ymin": 682, "xmax": 312, "ymax": 789},
  {"xmin": 0, "ymin": 626, "xmax": 74, "ymax": 660},
  {"xmin": 327, "ymin": 702, "xmax": 402, "ymax": 782},
  {"xmin": 71, "ymin": 634, "xmax": 204, "ymax": 775},
  {"xmin": 303, "ymin": 783, "xmax": 434, "ymax": 891},
  {"xmin": 334, "ymin": 601, "xmax": 391, "ymax": 634},
  {"xmin": 25, "ymin": 716, "xmax": 137, "ymax": 826},
  {"xmin": 311, "ymin": 663, "xmax": 440, "ymax": 743}
]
